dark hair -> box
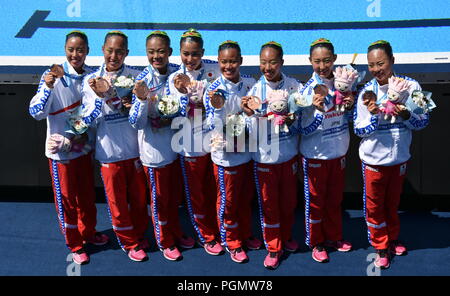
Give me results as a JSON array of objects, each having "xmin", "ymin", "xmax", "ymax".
[
  {"xmin": 367, "ymin": 40, "xmax": 393, "ymax": 59},
  {"xmin": 180, "ymin": 28, "xmax": 203, "ymax": 48},
  {"xmin": 260, "ymin": 41, "xmax": 283, "ymax": 59},
  {"xmin": 65, "ymin": 30, "xmax": 88, "ymax": 46},
  {"xmin": 104, "ymin": 31, "xmax": 128, "ymax": 48},
  {"xmin": 309, "ymin": 38, "xmax": 334, "ymax": 56},
  {"xmin": 218, "ymin": 40, "xmax": 241, "ymax": 56},
  {"xmin": 146, "ymin": 30, "xmax": 171, "ymax": 47}
]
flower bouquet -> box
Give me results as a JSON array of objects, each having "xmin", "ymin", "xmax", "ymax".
[
  {"xmin": 157, "ymin": 94, "xmax": 181, "ymax": 118},
  {"xmin": 66, "ymin": 105, "xmax": 89, "ymax": 135},
  {"xmin": 406, "ymin": 90, "xmax": 436, "ymax": 115}
]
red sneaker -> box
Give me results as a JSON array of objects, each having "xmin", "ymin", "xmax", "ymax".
[
  {"xmin": 325, "ymin": 240, "xmax": 352, "ymax": 252},
  {"xmin": 72, "ymin": 249, "xmax": 89, "ymax": 265},
  {"xmin": 128, "ymin": 247, "xmax": 148, "ymax": 262},
  {"xmin": 163, "ymin": 246, "xmax": 182, "ymax": 261},
  {"xmin": 312, "ymin": 245, "xmax": 329, "ymax": 263},
  {"xmin": 390, "ymin": 240, "xmax": 407, "ymax": 256},
  {"xmin": 264, "ymin": 251, "xmax": 282, "ymax": 270},
  {"xmin": 229, "ymin": 247, "xmax": 248, "ymax": 263},
  {"xmin": 204, "ymin": 240, "xmax": 224, "ymax": 256},
  {"xmin": 374, "ymin": 249, "xmax": 390, "ymax": 269}
]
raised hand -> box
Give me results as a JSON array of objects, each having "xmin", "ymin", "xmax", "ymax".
[{"xmin": 174, "ymin": 73, "xmax": 190, "ymax": 94}]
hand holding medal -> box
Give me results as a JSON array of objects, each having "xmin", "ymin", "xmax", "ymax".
[
  {"xmin": 174, "ymin": 73, "xmax": 190, "ymax": 94},
  {"xmin": 209, "ymin": 90, "xmax": 225, "ymax": 109},
  {"xmin": 133, "ymin": 80, "xmax": 150, "ymax": 100},
  {"xmin": 313, "ymin": 84, "xmax": 328, "ymax": 112},
  {"xmin": 45, "ymin": 64, "xmax": 65, "ymax": 88},
  {"xmin": 89, "ymin": 76, "xmax": 110, "ymax": 98}
]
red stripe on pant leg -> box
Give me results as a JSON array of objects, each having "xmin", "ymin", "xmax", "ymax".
[
  {"xmin": 101, "ymin": 162, "xmax": 140, "ymax": 250},
  {"xmin": 385, "ymin": 163, "xmax": 407, "ymax": 243},
  {"xmin": 74, "ymin": 153, "xmax": 98, "ymax": 241},
  {"xmin": 305, "ymin": 158, "xmax": 327, "ymax": 247},
  {"xmin": 364, "ymin": 164, "xmax": 390, "ymax": 250},
  {"xmin": 256, "ymin": 162, "xmax": 282, "ymax": 253},
  {"xmin": 323, "ymin": 156, "xmax": 346, "ymax": 242},
  {"xmin": 168, "ymin": 159, "xmax": 185, "ymax": 242},
  {"xmin": 279, "ymin": 156, "xmax": 298, "ymax": 244}
]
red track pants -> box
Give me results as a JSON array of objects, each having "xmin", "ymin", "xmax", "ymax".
[
  {"xmin": 180, "ymin": 154, "xmax": 219, "ymax": 244},
  {"xmin": 49, "ymin": 153, "xmax": 97, "ymax": 252},
  {"xmin": 363, "ymin": 162, "xmax": 407, "ymax": 250},
  {"xmin": 144, "ymin": 159, "xmax": 184, "ymax": 249},
  {"xmin": 100, "ymin": 158, "xmax": 149, "ymax": 251},
  {"xmin": 254, "ymin": 156, "xmax": 298, "ymax": 252},
  {"xmin": 214, "ymin": 161, "xmax": 254, "ymax": 250},
  {"xmin": 303, "ymin": 156, "xmax": 346, "ymax": 247}
]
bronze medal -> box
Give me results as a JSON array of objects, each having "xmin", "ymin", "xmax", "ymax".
[
  {"xmin": 50, "ymin": 64, "xmax": 65, "ymax": 78},
  {"xmin": 95, "ymin": 77, "xmax": 110, "ymax": 93},
  {"xmin": 210, "ymin": 93, "xmax": 225, "ymax": 109},
  {"xmin": 247, "ymin": 96, "xmax": 262, "ymax": 110}
]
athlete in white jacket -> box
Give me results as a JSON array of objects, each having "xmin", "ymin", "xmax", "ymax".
[
  {"xmin": 354, "ymin": 40, "xmax": 429, "ymax": 269},
  {"xmin": 29, "ymin": 31, "xmax": 108, "ymax": 265},
  {"xmin": 81, "ymin": 31, "xmax": 148, "ymax": 262},
  {"xmin": 247, "ymin": 42, "xmax": 301, "ymax": 269}
]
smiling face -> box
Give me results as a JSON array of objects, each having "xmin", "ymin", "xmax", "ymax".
[
  {"xmin": 102, "ymin": 35, "xmax": 128, "ymax": 72},
  {"xmin": 309, "ymin": 46, "xmax": 337, "ymax": 79},
  {"xmin": 269, "ymin": 100, "xmax": 287, "ymax": 113},
  {"xmin": 65, "ymin": 37, "xmax": 89, "ymax": 73},
  {"xmin": 335, "ymin": 81, "xmax": 350, "ymax": 92},
  {"xmin": 367, "ymin": 48, "xmax": 394, "ymax": 85},
  {"xmin": 218, "ymin": 48, "xmax": 242, "ymax": 83},
  {"xmin": 146, "ymin": 36, "xmax": 172, "ymax": 74},
  {"xmin": 180, "ymin": 41, "xmax": 204, "ymax": 71},
  {"xmin": 260, "ymin": 47, "xmax": 283, "ymax": 82}
]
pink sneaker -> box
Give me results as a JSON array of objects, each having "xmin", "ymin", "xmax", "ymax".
[
  {"xmin": 163, "ymin": 246, "xmax": 182, "ymax": 261},
  {"xmin": 374, "ymin": 249, "xmax": 390, "ymax": 269},
  {"xmin": 283, "ymin": 239, "xmax": 299, "ymax": 252},
  {"xmin": 128, "ymin": 247, "xmax": 148, "ymax": 262},
  {"xmin": 72, "ymin": 249, "xmax": 89, "ymax": 265},
  {"xmin": 204, "ymin": 240, "xmax": 224, "ymax": 256},
  {"xmin": 390, "ymin": 240, "xmax": 407, "ymax": 256},
  {"xmin": 177, "ymin": 235, "xmax": 195, "ymax": 249},
  {"xmin": 84, "ymin": 232, "xmax": 109, "ymax": 246},
  {"xmin": 325, "ymin": 240, "xmax": 352, "ymax": 252},
  {"xmin": 229, "ymin": 247, "xmax": 248, "ymax": 263},
  {"xmin": 264, "ymin": 251, "xmax": 282, "ymax": 270},
  {"xmin": 244, "ymin": 236, "xmax": 262, "ymax": 250},
  {"xmin": 312, "ymin": 245, "xmax": 329, "ymax": 263}
]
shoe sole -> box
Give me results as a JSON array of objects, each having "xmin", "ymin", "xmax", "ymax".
[
  {"xmin": 178, "ymin": 244, "xmax": 195, "ymax": 249},
  {"xmin": 128, "ymin": 253, "xmax": 148, "ymax": 262},
  {"xmin": 204, "ymin": 247, "xmax": 224, "ymax": 256},
  {"xmin": 312, "ymin": 254, "xmax": 329, "ymax": 263},
  {"xmin": 374, "ymin": 261, "xmax": 390, "ymax": 269},
  {"xmin": 264, "ymin": 262, "xmax": 279, "ymax": 270},
  {"xmin": 284, "ymin": 247, "xmax": 298, "ymax": 252},
  {"xmin": 231, "ymin": 256, "xmax": 248, "ymax": 264},
  {"xmin": 163, "ymin": 253, "xmax": 183, "ymax": 261},
  {"xmin": 72, "ymin": 258, "xmax": 89, "ymax": 265}
]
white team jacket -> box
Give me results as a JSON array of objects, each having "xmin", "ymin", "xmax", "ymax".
[
  {"xmin": 354, "ymin": 75, "xmax": 429, "ymax": 166},
  {"xmin": 299, "ymin": 73, "xmax": 352, "ymax": 160},
  {"xmin": 166, "ymin": 59, "xmax": 221, "ymax": 157},
  {"xmin": 247, "ymin": 73, "xmax": 302, "ymax": 164},
  {"xmin": 128, "ymin": 63, "xmax": 180, "ymax": 168},
  {"xmin": 204, "ymin": 74, "xmax": 256, "ymax": 167},
  {"xmin": 81, "ymin": 64, "xmax": 141, "ymax": 163},
  {"xmin": 29, "ymin": 62, "xmax": 96, "ymax": 161}
]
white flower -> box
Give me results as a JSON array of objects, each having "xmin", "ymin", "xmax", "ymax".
[
  {"xmin": 113, "ymin": 75, "xmax": 135, "ymax": 89},
  {"xmin": 292, "ymin": 92, "xmax": 308, "ymax": 107},
  {"xmin": 157, "ymin": 94, "xmax": 180, "ymax": 116},
  {"xmin": 225, "ymin": 113, "xmax": 245, "ymax": 137}
]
